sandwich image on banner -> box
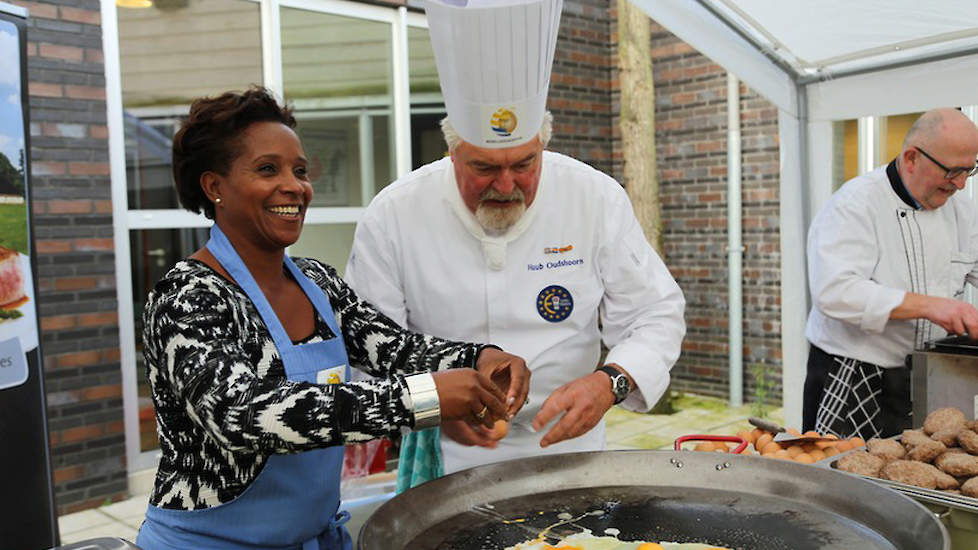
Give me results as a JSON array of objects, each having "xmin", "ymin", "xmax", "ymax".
[{"xmin": 424, "ymin": 0, "xmax": 563, "ymax": 148}]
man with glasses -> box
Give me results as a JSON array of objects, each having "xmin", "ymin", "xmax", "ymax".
[{"xmin": 804, "ymin": 108, "xmax": 978, "ymax": 439}]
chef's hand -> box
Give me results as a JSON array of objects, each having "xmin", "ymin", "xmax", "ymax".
[
  {"xmin": 440, "ymin": 419, "xmax": 498, "ymax": 448},
  {"xmin": 924, "ymin": 296, "xmax": 978, "ymax": 337},
  {"xmin": 532, "ymin": 372, "xmax": 616, "ymax": 448},
  {"xmin": 475, "ymin": 347, "xmax": 531, "ymax": 419},
  {"xmin": 431, "ymin": 369, "xmax": 506, "ymax": 429},
  {"xmin": 893, "ymin": 293, "xmax": 978, "ymax": 337}
]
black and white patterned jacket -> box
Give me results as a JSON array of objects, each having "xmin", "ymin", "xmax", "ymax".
[{"xmin": 142, "ymin": 257, "xmax": 481, "ymax": 510}]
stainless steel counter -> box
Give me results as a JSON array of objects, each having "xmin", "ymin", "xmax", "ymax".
[{"xmin": 911, "ymin": 348, "xmax": 978, "ymax": 424}]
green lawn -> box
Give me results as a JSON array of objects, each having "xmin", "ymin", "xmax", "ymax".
[{"xmin": 0, "ymin": 203, "xmax": 28, "ymax": 253}]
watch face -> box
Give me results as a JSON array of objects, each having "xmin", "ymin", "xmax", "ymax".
[{"xmin": 612, "ymin": 375, "xmax": 629, "ymax": 400}]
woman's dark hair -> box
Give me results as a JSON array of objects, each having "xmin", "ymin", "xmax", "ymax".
[{"xmin": 172, "ymin": 86, "xmax": 296, "ymax": 219}]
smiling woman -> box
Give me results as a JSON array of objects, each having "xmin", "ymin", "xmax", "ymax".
[
  {"xmin": 134, "ymin": 87, "xmax": 531, "ymax": 550},
  {"xmin": 198, "ymin": 120, "xmax": 313, "ymax": 255}
]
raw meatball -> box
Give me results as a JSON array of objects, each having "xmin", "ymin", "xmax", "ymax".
[
  {"xmin": 919, "ymin": 462, "xmax": 960, "ymax": 490},
  {"xmin": 923, "ymin": 408, "xmax": 967, "ymax": 435},
  {"xmin": 836, "ymin": 451, "xmax": 885, "ymax": 477},
  {"xmin": 901, "ymin": 429, "xmax": 931, "ymax": 448},
  {"xmin": 962, "ymin": 477, "xmax": 978, "ymax": 498},
  {"xmin": 930, "ymin": 429, "xmax": 960, "ymax": 447},
  {"xmin": 935, "ymin": 452, "xmax": 978, "ymax": 477},
  {"xmin": 867, "ymin": 438, "xmax": 905, "ymax": 461},
  {"xmin": 958, "ymin": 429, "xmax": 978, "ymax": 454},
  {"xmin": 880, "ymin": 460, "xmax": 938, "ymax": 489},
  {"xmin": 907, "ymin": 439, "xmax": 946, "ymax": 463}
]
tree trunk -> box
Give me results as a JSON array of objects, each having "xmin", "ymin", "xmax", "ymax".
[
  {"xmin": 618, "ymin": 0, "xmax": 675, "ymax": 414},
  {"xmin": 617, "ymin": 0, "xmax": 661, "ymax": 253}
]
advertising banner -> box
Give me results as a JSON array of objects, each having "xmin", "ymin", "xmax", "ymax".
[{"xmin": 0, "ymin": 3, "xmax": 59, "ymax": 548}]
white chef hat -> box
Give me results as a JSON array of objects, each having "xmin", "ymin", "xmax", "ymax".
[{"xmin": 424, "ymin": 0, "xmax": 563, "ymax": 148}]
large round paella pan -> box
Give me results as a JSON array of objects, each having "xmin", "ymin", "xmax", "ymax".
[{"xmin": 358, "ymin": 450, "xmax": 948, "ymax": 549}]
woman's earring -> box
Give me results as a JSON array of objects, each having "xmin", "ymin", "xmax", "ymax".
[{"xmin": 215, "ymin": 197, "xmax": 222, "ymax": 205}]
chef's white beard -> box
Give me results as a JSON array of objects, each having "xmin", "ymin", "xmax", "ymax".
[{"xmin": 475, "ymin": 188, "xmax": 526, "ymax": 236}]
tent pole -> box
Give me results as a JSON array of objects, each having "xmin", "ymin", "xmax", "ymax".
[
  {"xmin": 779, "ymin": 83, "xmax": 810, "ymax": 429},
  {"xmin": 727, "ymin": 73, "xmax": 743, "ymax": 407}
]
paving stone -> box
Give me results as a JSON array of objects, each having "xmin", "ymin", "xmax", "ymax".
[
  {"xmin": 58, "ymin": 509, "xmax": 112, "ymax": 536},
  {"xmin": 60, "ymin": 522, "xmax": 138, "ymax": 545},
  {"xmin": 99, "ymin": 494, "xmax": 149, "ymax": 523},
  {"xmin": 618, "ymin": 433, "xmax": 673, "ymax": 450}
]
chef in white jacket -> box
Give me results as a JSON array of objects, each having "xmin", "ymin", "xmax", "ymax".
[
  {"xmin": 804, "ymin": 108, "xmax": 978, "ymax": 440},
  {"xmin": 345, "ymin": 0, "xmax": 685, "ymax": 484}
]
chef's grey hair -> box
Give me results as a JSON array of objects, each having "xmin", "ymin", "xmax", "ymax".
[{"xmin": 441, "ymin": 111, "xmax": 553, "ymax": 152}]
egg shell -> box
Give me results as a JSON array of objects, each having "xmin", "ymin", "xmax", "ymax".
[
  {"xmin": 815, "ymin": 440, "xmax": 836, "ymax": 449},
  {"xmin": 736, "ymin": 430, "xmax": 755, "ymax": 444},
  {"xmin": 491, "ymin": 420, "xmax": 509, "ymax": 440}
]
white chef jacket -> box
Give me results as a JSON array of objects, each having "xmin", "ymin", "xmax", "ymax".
[
  {"xmin": 806, "ymin": 162, "xmax": 978, "ymax": 368},
  {"xmin": 345, "ymin": 152, "xmax": 685, "ymax": 473}
]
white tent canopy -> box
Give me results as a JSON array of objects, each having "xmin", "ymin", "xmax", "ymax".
[{"xmin": 632, "ymin": 0, "xmax": 978, "ymax": 426}]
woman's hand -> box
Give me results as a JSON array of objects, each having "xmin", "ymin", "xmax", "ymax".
[
  {"xmin": 432, "ymin": 370, "xmax": 507, "ymax": 428},
  {"xmin": 475, "ymin": 347, "xmax": 531, "ymax": 419},
  {"xmin": 439, "ymin": 419, "xmax": 498, "ymax": 448}
]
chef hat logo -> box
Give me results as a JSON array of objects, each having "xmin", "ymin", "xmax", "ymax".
[
  {"xmin": 425, "ymin": 0, "xmax": 562, "ymax": 148},
  {"xmin": 490, "ymin": 108, "xmax": 518, "ymax": 137}
]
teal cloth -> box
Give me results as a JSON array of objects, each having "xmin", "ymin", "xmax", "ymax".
[{"xmin": 395, "ymin": 427, "xmax": 443, "ymax": 494}]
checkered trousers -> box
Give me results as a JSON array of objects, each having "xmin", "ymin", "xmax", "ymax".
[{"xmin": 814, "ymin": 355, "xmax": 885, "ymax": 440}]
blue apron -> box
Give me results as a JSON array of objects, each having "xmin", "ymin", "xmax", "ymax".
[{"xmin": 137, "ymin": 225, "xmax": 352, "ymax": 550}]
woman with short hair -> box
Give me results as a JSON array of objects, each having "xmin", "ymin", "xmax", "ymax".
[{"xmin": 136, "ymin": 87, "xmax": 529, "ymax": 550}]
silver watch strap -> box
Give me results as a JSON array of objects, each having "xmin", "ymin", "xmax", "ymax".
[{"xmin": 404, "ymin": 372, "xmax": 441, "ymax": 430}]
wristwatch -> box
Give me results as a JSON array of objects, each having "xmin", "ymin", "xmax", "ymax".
[{"xmin": 596, "ymin": 365, "xmax": 631, "ymax": 404}]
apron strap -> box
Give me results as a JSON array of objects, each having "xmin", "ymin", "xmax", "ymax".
[
  {"xmin": 206, "ymin": 225, "xmax": 293, "ymax": 351},
  {"xmin": 206, "ymin": 225, "xmax": 341, "ymax": 352},
  {"xmin": 283, "ymin": 256, "xmax": 343, "ymax": 341},
  {"xmin": 301, "ymin": 510, "xmax": 352, "ymax": 550}
]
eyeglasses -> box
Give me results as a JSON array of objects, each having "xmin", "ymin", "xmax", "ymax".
[{"xmin": 915, "ymin": 146, "xmax": 978, "ymax": 180}]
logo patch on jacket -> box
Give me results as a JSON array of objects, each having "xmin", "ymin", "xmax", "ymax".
[{"xmin": 536, "ymin": 285, "xmax": 573, "ymax": 322}]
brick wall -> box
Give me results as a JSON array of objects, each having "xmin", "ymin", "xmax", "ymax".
[
  {"xmin": 650, "ymin": 21, "xmax": 783, "ymax": 402},
  {"xmin": 13, "ymin": 0, "xmax": 126, "ymax": 515},
  {"xmin": 547, "ymin": 6, "xmax": 784, "ymax": 404},
  {"xmin": 547, "ymin": 0, "xmax": 619, "ymax": 181}
]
